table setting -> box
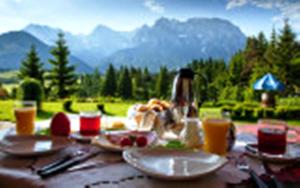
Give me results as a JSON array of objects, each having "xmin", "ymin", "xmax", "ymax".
[{"xmin": 0, "ymin": 68, "xmax": 300, "ymax": 188}]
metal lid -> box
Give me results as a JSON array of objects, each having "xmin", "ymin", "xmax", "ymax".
[{"xmin": 177, "ymin": 68, "xmax": 194, "ymax": 79}]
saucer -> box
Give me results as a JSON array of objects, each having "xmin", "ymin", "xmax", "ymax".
[{"xmin": 245, "ymin": 143, "xmax": 300, "ymax": 163}]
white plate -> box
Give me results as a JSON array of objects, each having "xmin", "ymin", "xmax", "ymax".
[
  {"xmin": 93, "ymin": 131, "xmax": 157, "ymax": 152},
  {"xmin": 123, "ymin": 148, "xmax": 228, "ymax": 180},
  {"xmin": 0, "ymin": 135, "xmax": 72, "ymax": 157},
  {"xmin": 245, "ymin": 143, "xmax": 300, "ymax": 163}
]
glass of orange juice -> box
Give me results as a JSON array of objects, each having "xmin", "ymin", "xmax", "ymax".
[
  {"xmin": 202, "ymin": 113, "xmax": 231, "ymax": 155},
  {"xmin": 14, "ymin": 101, "xmax": 36, "ymax": 135}
]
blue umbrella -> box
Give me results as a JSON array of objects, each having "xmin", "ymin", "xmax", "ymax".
[{"xmin": 253, "ymin": 73, "xmax": 284, "ymax": 91}]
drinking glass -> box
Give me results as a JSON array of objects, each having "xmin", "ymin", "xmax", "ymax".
[
  {"xmin": 79, "ymin": 111, "xmax": 101, "ymax": 136},
  {"xmin": 257, "ymin": 119, "xmax": 289, "ymax": 155},
  {"xmin": 201, "ymin": 112, "xmax": 231, "ymax": 155},
  {"xmin": 14, "ymin": 101, "xmax": 36, "ymax": 135}
]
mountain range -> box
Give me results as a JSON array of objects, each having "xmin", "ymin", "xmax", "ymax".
[
  {"xmin": 0, "ymin": 31, "xmax": 92, "ymax": 73},
  {"xmin": 0, "ymin": 17, "xmax": 247, "ymax": 72}
]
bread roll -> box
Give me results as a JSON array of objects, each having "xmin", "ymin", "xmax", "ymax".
[
  {"xmin": 150, "ymin": 104, "xmax": 163, "ymax": 112},
  {"xmin": 136, "ymin": 104, "xmax": 149, "ymax": 112},
  {"xmin": 147, "ymin": 99, "xmax": 161, "ymax": 107}
]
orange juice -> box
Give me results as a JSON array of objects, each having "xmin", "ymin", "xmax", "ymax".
[
  {"xmin": 14, "ymin": 107, "xmax": 36, "ymax": 135},
  {"xmin": 202, "ymin": 118, "xmax": 230, "ymax": 155}
]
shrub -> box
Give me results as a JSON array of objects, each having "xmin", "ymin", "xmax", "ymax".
[
  {"xmin": 10, "ymin": 87, "xmax": 18, "ymax": 99},
  {"xmin": 278, "ymin": 97, "xmax": 300, "ymax": 107},
  {"xmin": 221, "ymin": 106, "xmax": 233, "ymax": 114},
  {"xmin": 243, "ymin": 107, "xmax": 255, "ymax": 120},
  {"xmin": 284, "ymin": 107, "xmax": 300, "ymax": 119},
  {"xmin": 216, "ymin": 100, "xmax": 237, "ymax": 107},
  {"xmin": 231, "ymin": 105, "xmax": 243, "ymax": 120},
  {"xmin": 18, "ymin": 78, "xmax": 44, "ymax": 110},
  {"xmin": 255, "ymin": 108, "xmax": 264, "ymax": 119},
  {"xmin": 242, "ymin": 101, "xmax": 259, "ymax": 108},
  {"xmin": 63, "ymin": 100, "xmax": 73, "ymax": 112},
  {"xmin": 76, "ymin": 98, "xmax": 87, "ymax": 103},
  {"xmin": 201, "ymin": 101, "xmax": 215, "ymax": 108},
  {"xmin": 263, "ymin": 108, "xmax": 275, "ymax": 118},
  {"xmin": 275, "ymin": 107, "xmax": 288, "ymax": 119}
]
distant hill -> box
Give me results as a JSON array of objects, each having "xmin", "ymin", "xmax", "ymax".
[
  {"xmin": 24, "ymin": 24, "xmax": 133, "ymax": 68},
  {"xmin": 23, "ymin": 17, "xmax": 247, "ymax": 71},
  {"xmin": 0, "ymin": 31, "xmax": 93, "ymax": 73}
]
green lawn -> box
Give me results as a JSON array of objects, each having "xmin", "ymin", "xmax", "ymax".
[
  {"xmin": 1, "ymin": 100, "xmax": 299, "ymax": 126},
  {"xmin": 0, "ymin": 100, "xmax": 135, "ymax": 122}
]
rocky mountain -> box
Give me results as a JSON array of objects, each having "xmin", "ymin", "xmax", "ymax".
[
  {"xmin": 23, "ymin": 17, "xmax": 247, "ymax": 72},
  {"xmin": 101, "ymin": 18, "xmax": 246, "ymax": 71},
  {"xmin": 0, "ymin": 31, "xmax": 93, "ymax": 73},
  {"xmin": 24, "ymin": 24, "xmax": 133, "ymax": 67}
]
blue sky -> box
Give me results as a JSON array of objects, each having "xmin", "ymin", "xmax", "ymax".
[{"xmin": 0, "ymin": 0, "xmax": 299, "ymax": 37}]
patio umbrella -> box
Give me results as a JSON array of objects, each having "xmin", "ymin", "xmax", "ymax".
[{"xmin": 253, "ymin": 73, "xmax": 284, "ymax": 91}]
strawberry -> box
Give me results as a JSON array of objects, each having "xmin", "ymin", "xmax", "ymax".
[
  {"xmin": 50, "ymin": 112, "xmax": 71, "ymax": 136},
  {"xmin": 120, "ymin": 137, "xmax": 133, "ymax": 147},
  {"xmin": 136, "ymin": 136, "xmax": 147, "ymax": 147}
]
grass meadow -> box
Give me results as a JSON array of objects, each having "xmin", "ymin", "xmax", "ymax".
[{"xmin": 1, "ymin": 100, "xmax": 299, "ymax": 126}]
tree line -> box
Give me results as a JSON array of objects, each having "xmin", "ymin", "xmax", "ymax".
[{"xmin": 17, "ymin": 20, "xmax": 300, "ymax": 102}]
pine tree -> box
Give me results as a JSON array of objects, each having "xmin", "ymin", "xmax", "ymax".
[
  {"xmin": 155, "ymin": 66, "xmax": 169, "ymax": 99},
  {"xmin": 228, "ymin": 51, "xmax": 245, "ymax": 86},
  {"xmin": 277, "ymin": 19, "xmax": 297, "ymax": 93},
  {"xmin": 257, "ymin": 32, "xmax": 268, "ymax": 57},
  {"xmin": 18, "ymin": 45, "xmax": 44, "ymax": 84},
  {"xmin": 251, "ymin": 32, "xmax": 270, "ymax": 81},
  {"xmin": 141, "ymin": 67, "xmax": 151, "ymax": 99},
  {"xmin": 48, "ymin": 32, "xmax": 77, "ymax": 99},
  {"xmin": 78, "ymin": 69, "xmax": 102, "ymax": 98},
  {"xmin": 118, "ymin": 67, "xmax": 132, "ymax": 99},
  {"xmin": 264, "ymin": 28, "xmax": 278, "ymax": 74},
  {"xmin": 131, "ymin": 68, "xmax": 144, "ymax": 99},
  {"xmin": 102, "ymin": 64, "xmax": 117, "ymax": 96}
]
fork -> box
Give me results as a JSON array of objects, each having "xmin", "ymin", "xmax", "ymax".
[{"xmin": 236, "ymin": 158, "xmax": 268, "ymax": 188}]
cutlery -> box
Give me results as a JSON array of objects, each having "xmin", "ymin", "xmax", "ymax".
[
  {"xmin": 261, "ymin": 157, "xmax": 284, "ymax": 188},
  {"xmin": 67, "ymin": 159, "xmax": 123, "ymax": 173},
  {"xmin": 38, "ymin": 150, "xmax": 102, "ymax": 178},
  {"xmin": 236, "ymin": 157, "xmax": 268, "ymax": 188},
  {"xmin": 37, "ymin": 155, "xmax": 72, "ymax": 174}
]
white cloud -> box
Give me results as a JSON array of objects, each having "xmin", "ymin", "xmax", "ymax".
[
  {"xmin": 226, "ymin": 0, "xmax": 247, "ymax": 10},
  {"xmin": 226, "ymin": 0, "xmax": 300, "ymax": 32},
  {"xmin": 144, "ymin": 0, "xmax": 165, "ymax": 14}
]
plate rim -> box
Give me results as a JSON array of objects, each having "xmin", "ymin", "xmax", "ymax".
[
  {"xmin": 122, "ymin": 147, "xmax": 228, "ymax": 180},
  {"xmin": 0, "ymin": 135, "xmax": 72, "ymax": 157}
]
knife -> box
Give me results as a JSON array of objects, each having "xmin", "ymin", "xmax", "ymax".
[
  {"xmin": 37, "ymin": 155, "xmax": 72, "ymax": 174},
  {"xmin": 38, "ymin": 150, "xmax": 102, "ymax": 178}
]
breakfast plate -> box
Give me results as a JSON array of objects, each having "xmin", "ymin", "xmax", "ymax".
[
  {"xmin": 123, "ymin": 148, "xmax": 228, "ymax": 180},
  {"xmin": 0, "ymin": 135, "xmax": 72, "ymax": 157},
  {"xmin": 92, "ymin": 131, "xmax": 157, "ymax": 152}
]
